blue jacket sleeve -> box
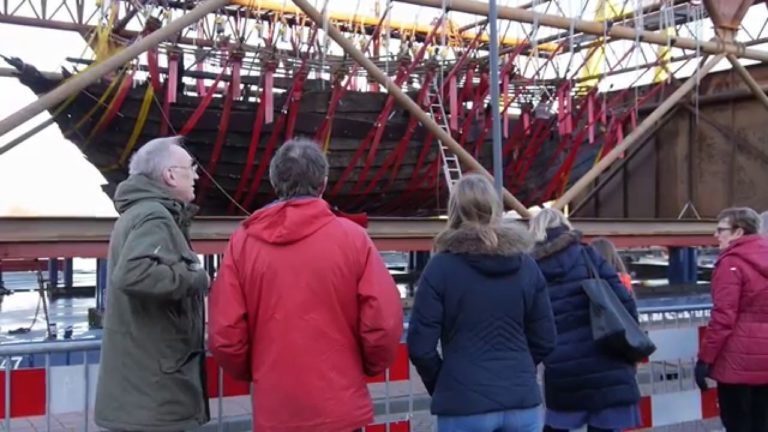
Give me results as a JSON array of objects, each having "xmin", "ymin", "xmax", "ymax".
[
  {"xmin": 524, "ymin": 259, "xmax": 557, "ymax": 364},
  {"xmin": 406, "ymin": 270, "xmax": 443, "ymax": 395},
  {"xmin": 587, "ymin": 246, "xmax": 638, "ymax": 321}
]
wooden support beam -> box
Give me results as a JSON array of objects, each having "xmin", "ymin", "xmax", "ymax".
[
  {"xmin": 290, "ymin": 0, "xmax": 531, "ymax": 217},
  {"xmin": 395, "ymin": 0, "xmax": 768, "ymax": 62},
  {"xmin": 0, "ymin": 216, "xmax": 720, "ymax": 258},
  {"xmin": 554, "ymin": 54, "xmax": 725, "ymax": 210}
]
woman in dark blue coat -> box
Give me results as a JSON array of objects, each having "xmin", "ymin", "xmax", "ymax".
[
  {"xmin": 530, "ymin": 208, "xmax": 641, "ymax": 432},
  {"xmin": 407, "ymin": 174, "xmax": 557, "ymax": 432}
]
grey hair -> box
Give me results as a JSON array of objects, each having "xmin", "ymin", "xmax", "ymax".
[
  {"xmin": 529, "ymin": 207, "xmax": 573, "ymax": 242},
  {"xmin": 128, "ymin": 136, "xmax": 185, "ymax": 180},
  {"xmin": 269, "ymin": 138, "xmax": 329, "ymax": 199},
  {"xmin": 760, "ymin": 211, "xmax": 768, "ymax": 235},
  {"xmin": 718, "ymin": 207, "xmax": 761, "ymax": 236}
]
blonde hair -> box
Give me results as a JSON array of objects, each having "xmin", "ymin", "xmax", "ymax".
[
  {"xmin": 445, "ymin": 174, "xmax": 503, "ymax": 248},
  {"xmin": 591, "ymin": 237, "xmax": 627, "ymax": 274},
  {"xmin": 529, "ymin": 207, "xmax": 572, "ymax": 242}
]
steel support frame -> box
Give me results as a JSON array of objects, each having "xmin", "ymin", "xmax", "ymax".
[
  {"xmin": 726, "ymin": 54, "xmax": 768, "ymax": 111},
  {"xmin": 0, "ymin": 217, "xmax": 719, "ymax": 258},
  {"xmin": 395, "ymin": 0, "xmax": 768, "ymax": 62},
  {"xmin": 554, "ymin": 54, "xmax": 725, "ymax": 209}
]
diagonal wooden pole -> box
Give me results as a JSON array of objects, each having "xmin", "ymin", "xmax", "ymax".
[
  {"xmin": 726, "ymin": 54, "xmax": 768, "ymax": 111},
  {"xmin": 554, "ymin": 54, "xmax": 725, "ymax": 210},
  {"xmin": 570, "ymin": 105, "xmax": 682, "ymax": 216},
  {"xmin": 290, "ymin": 0, "xmax": 531, "ymax": 217}
]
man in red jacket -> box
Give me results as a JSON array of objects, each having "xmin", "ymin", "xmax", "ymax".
[
  {"xmin": 697, "ymin": 207, "xmax": 768, "ymax": 432},
  {"xmin": 208, "ymin": 138, "xmax": 403, "ymax": 432}
]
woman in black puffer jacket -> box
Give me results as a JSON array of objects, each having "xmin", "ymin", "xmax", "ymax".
[{"xmin": 530, "ymin": 208, "xmax": 641, "ymax": 432}]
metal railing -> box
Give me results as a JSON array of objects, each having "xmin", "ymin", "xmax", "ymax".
[
  {"xmin": 2, "ymin": 303, "xmax": 715, "ymax": 431},
  {"xmin": 1, "ymin": 339, "xmax": 417, "ymax": 432},
  {"xmin": 2, "ymin": 340, "xmax": 99, "ymax": 432},
  {"xmin": 638, "ymin": 304, "xmax": 714, "ymax": 399}
]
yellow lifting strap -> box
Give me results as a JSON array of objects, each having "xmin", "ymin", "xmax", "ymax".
[
  {"xmin": 65, "ymin": 66, "xmax": 127, "ymax": 137},
  {"xmin": 231, "ymin": 0, "xmax": 557, "ymax": 51},
  {"xmin": 653, "ymin": 26, "xmax": 676, "ymax": 83},
  {"xmin": 93, "ymin": 0, "xmax": 120, "ymax": 62},
  {"xmin": 85, "ymin": 67, "xmax": 135, "ymax": 145},
  {"xmin": 581, "ymin": 0, "xmax": 622, "ymax": 89},
  {"xmin": 322, "ymin": 126, "xmax": 332, "ymax": 153},
  {"xmin": 109, "ymin": 82, "xmax": 155, "ymax": 169}
]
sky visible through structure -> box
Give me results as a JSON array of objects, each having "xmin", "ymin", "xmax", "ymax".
[{"xmin": 0, "ymin": 0, "xmax": 766, "ymax": 216}]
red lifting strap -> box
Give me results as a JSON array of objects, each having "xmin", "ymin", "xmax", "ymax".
[
  {"xmin": 461, "ymin": 66, "xmax": 475, "ymax": 104},
  {"xmin": 510, "ymin": 120, "xmax": 553, "ymax": 193},
  {"xmin": 239, "ymin": 26, "xmax": 320, "ymax": 209},
  {"xmin": 458, "ymin": 70, "xmax": 489, "ymax": 148},
  {"xmin": 179, "ymin": 64, "xmax": 228, "ymax": 136},
  {"xmin": 348, "ymin": 70, "xmax": 435, "ymax": 206},
  {"xmin": 327, "ymin": 57, "xmax": 413, "ymax": 198},
  {"xmin": 587, "ymin": 90, "xmax": 596, "ymax": 144},
  {"xmin": 197, "ymin": 63, "xmax": 237, "ymax": 205},
  {"xmin": 284, "ymin": 68, "xmax": 307, "ymax": 139},
  {"xmin": 383, "ymin": 132, "xmax": 436, "ymax": 214},
  {"xmin": 471, "ymin": 85, "xmax": 520, "ymax": 158},
  {"xmin": 263, "ymin": 63, "xmax": 275, "ymax": 124},
  {"xmin": 363, "ymin": 17, "xmax": 445, "ymax": 170},
  {"xmin": 88, "ymin": 71, "xmax": 135, "ymax": 142},
  {"xmin": 241, "ymin": 59, "xmax": 313, "ymax": 210},
  {"xmin": 457, "ymin": 45, "xmax": 524, "ymax": 148},
  {"xmin": 503, "ymin": 110, "xmax": 533, "ymax": 179},
  {"xmin": 314, "ymin": 10, "xmax": 389, "ymax": 145},
  {"xmin": 242, "ymin": 113, "xmax": 287, "ymax": 209},
  {"xmin": 160, "ymin": 49, "xmax": 180, "ymax": 136},
  {"xmin": 314, "ymin": 76, "xmax": 344, "ymax": 143},
  {"xmin": 229, "ymin": 85, "xmax": 268, "ymax": 213},
  {"xmin": 146, "ymin": 48, "xmax": 162, "ymax": 94}
]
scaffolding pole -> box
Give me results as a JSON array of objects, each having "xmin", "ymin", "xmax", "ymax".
[
  {"xmin": 727, "ymin": 54, "xmax": 768, "ymax": 111},
  {"xmin": 489, "ymin": 0, "xmax": 503, "ymax": 198},
  {"xmin": 395, "ymin": 0, "xmax": 768, "ymax": 62}
]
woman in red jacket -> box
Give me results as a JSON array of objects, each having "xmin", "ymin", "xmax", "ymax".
[{"xmin": 697, "ymin": 207, "xmax": 768, "ymax": 432}]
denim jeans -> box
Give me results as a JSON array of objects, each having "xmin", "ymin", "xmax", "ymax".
[{"xmin": 437, "ymin": 406, "xmax": 543, "ymax": 432}]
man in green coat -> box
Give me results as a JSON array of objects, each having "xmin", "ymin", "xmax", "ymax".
[{"xmin": 95, "ymin": 136, "xmax": 211, "ymax": 431}]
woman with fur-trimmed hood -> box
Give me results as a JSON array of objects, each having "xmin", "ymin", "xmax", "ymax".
[
  {"xmin": 530, "ymin": 208, "xmax": 641, "ymax": 432},
  {"xmin": 407, "ymin": 174, "xmax": 557, "ymax": 432}
]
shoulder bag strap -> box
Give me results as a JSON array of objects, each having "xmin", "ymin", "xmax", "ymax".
[{"xmin": 581, "ymin": 245, "xmax": 600, "ymax": 280}]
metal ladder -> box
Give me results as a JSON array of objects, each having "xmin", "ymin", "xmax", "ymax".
[{"xmin": 427, "ymin": 78, "xmax": 462, "ymax": 193}]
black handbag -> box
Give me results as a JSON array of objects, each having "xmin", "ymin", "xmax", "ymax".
[{"xmin": 581, "ymin": 247, "xmax": 656, "ymax": 362}]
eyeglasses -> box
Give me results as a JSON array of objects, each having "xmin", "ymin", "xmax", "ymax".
[
  {"xmin": 169, "ymin": 162, "xmax": 199, "ymax": 173},
  {"xmin": 715, "ymin": 226, "xmax": 732, "ymax": 234}
]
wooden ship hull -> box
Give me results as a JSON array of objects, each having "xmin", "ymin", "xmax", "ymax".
[{"xmin": 8, "ymin": 58, "xmax": 603, "ymax": 216}]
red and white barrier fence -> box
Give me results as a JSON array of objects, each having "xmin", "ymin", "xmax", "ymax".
[{"xmin": 2, "ymin": 305, "xmax": 720, "ymax": 431}]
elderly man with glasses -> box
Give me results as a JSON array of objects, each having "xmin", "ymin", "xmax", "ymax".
[
  {"xmin": 696, "ymin": 207, "xmax": 768, "ymax": 432},
  {"xmin": 94, "ymin": 136, "xmax": 211, "ymax": 432}
]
